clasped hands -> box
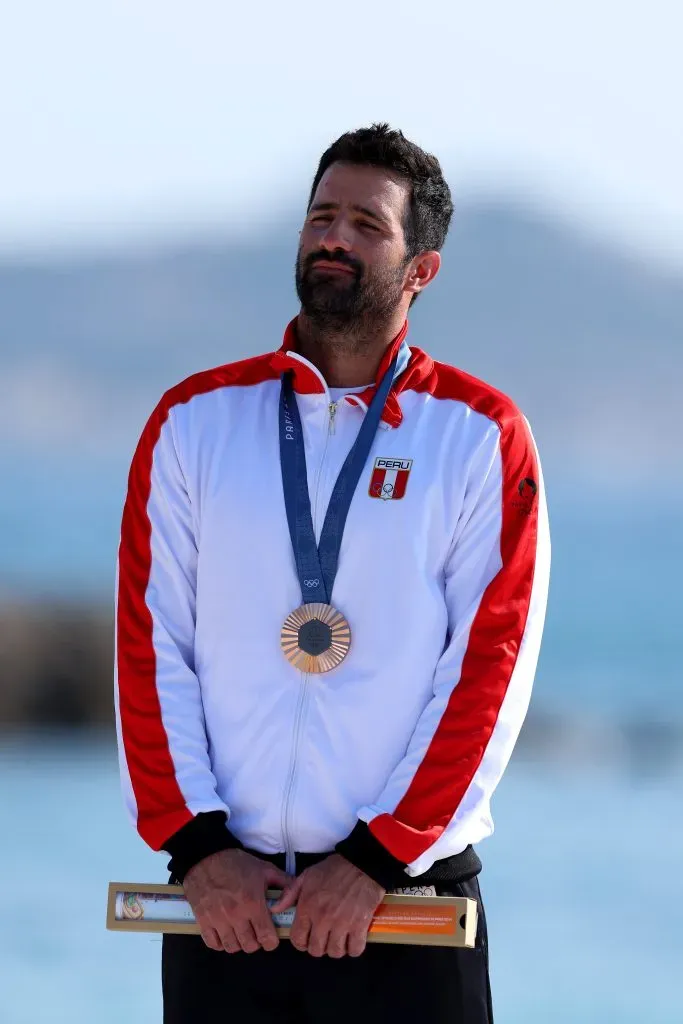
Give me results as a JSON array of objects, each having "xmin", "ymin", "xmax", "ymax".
[{"xmin": 182, "ymin": 848, "xmax": 384, "ymax": 958}]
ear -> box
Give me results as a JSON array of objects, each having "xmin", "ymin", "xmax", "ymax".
[{"xmin": 405, "ymin": 250, "xmax": 441, "ymax": 299}]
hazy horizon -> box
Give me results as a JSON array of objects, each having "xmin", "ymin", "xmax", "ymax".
[{"xmin": 2, "ymin": 1, "xmax": 682, "ymax": 272}]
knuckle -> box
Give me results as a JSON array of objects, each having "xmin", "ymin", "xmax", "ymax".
[
  {"xmin": 199, "ymin": 901, "xmax": 222, "ymax": 923},
  {"xmin": 308, "ymin": 934, "xmax": 327, "ymax": 958},
  {"xmin": 216, "ymin": 926, "xmax": 237, "ymax": 951},
  {"xmin": 292, "ymin": 913, "xmax": 309, "ymax": 933},
  {"xmin": 235, "ymin": 925, "xmax": 260, "ymax": 953},
  {"xmin": 255, "ymin": 925, "xmax": 278, "ymax": 950},
  {"xmin": 347, "ymin": 920, "xmax": 368, "ymax": 957},
  {"xmin": 255, "ymin": 910, "xmax": 275, "ymax": 932},
  {"xmin": 195, "ymin": 906, "xmax": 214, "ymax": 927},
  {"xmin": 225, "ymin": 907, "xmax": 249, "ymax": 929}
]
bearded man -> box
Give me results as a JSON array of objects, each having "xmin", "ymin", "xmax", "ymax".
[{"xmin": 115, "ymin": 122, "xmax": 550, "ymax": 1024}]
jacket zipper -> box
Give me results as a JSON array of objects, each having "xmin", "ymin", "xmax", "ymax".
[
  {"xmin": 280, "ymin": 678, "xmax": 310, "ymax": 877},
  {"xmin": 281, "ymin": 399, "xmax": 338, "ymax": 877}
]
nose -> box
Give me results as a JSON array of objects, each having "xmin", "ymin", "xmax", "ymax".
[{"xmin": 318, "ymin": 214, "xmax": 353, "ymax": 254}]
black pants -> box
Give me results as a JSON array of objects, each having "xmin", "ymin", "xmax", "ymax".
[{"xmin": 162, "ymin": 874, "xmax": 493, "ymax": 1023}]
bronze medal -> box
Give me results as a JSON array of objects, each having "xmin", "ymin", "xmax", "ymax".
[
  {"xmin": 280, "ymin": 602, "xmax": 351, "ymax": 674},
  {"xmin": 278, "ymin": 344, "xmax": 402, "ymax": 676}
]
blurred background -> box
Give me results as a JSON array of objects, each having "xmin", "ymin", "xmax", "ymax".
[{"xmin": 1, "ymin": 1, "xmax": 682, "ymax": 1021}]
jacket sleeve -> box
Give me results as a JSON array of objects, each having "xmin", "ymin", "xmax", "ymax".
[
  {"xmin": 336, "ymin": 412, "xmax": 550, "ymax": 886},
  {"xmin": 114, "ymin": 398, "xmax": 242, "ymax": 881}
]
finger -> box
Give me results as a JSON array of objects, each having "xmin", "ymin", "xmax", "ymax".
[
  {"xmin": 269, "ymin": 874, "xmax": 304, "ymax": 913},
  {"xmin": 218, "ymin": 924, "xmax": 241, "ymax": 955},
  {"xmin": 307, "ymin": 924, "xmax": 330, "ymax": 959},
  {"xmin": 234, "ymin": 921, "xmax": 260, "ymax": 954},
  {"xmin": 347, "ymin": 930, "xmax": 367, "ymax": 958},
  {"xmin": 200, "ymin": 924, "xmax": 223, "ymax": 952},
  {"xmin": 289, "ymin": 910, "xmax": 311, "ymax": 952},
  {"xmin": 326, "ymin": 930, "xmax": 348, "ymax": 959},
  {"xmin": 252, "ymin": 907, "xmax": 280, "ymax": 952},
  {"xmin": 263, "ymin": 864, "xmax": 293, "ymax": 893}
]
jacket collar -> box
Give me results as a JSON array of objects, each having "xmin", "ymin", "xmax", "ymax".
[{"xmin": 269, "ymin": 317, "xmax": 434, "ymax": 428}]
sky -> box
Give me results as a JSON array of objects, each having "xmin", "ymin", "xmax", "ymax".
[{"xmin": 1, "ymin": 0, "xmax": 682, "ymax": 270}]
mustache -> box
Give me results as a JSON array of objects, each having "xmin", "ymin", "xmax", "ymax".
[{"xmin": 304, "ymin": 251, "xmax": 362, "ymax": 275}]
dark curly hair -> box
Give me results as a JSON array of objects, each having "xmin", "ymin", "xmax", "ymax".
[{"xmin": 307, "ymin": 123, "xmax": 454, "ymax": 260}]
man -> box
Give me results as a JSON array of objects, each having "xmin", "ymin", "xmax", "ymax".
[{"xmin": 115, "ymin": 123, "xmax": 550, "ymax": 1023}]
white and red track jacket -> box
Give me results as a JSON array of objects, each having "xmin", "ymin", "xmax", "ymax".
[{"xmin": 114, "ymin": 318, "xmax": 550, "ymax": 887}]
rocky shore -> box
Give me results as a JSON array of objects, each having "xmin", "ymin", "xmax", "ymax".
[{"xmin": 0, "ymin": 600, "xmax": 113, "ymax": 727}]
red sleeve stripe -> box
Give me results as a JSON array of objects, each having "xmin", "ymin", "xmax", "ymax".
[
  {"xmin": 368, "ymin": 364, "xmax": 540, "ymax": 865},
  {"xmin": 116, "ymin": 356, "xmax": 279, "ymax": 850}
]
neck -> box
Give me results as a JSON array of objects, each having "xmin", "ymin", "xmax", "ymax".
[{"xmin": 294, "ymin": 311, "xmax": 406, "ymax": 388}]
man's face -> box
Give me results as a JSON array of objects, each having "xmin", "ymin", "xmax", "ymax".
[{"xmin": 295, "ymin": 162, "xmax": 412, "ymax": 332}]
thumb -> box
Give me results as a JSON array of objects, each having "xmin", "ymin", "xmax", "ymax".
[
  {"xmin": 262, "ymin": 863, "xmax": 292, "ymax": 893},
  {"xmin": 269, "ymin": 873, "xmax": 304, "ymax": 913}
]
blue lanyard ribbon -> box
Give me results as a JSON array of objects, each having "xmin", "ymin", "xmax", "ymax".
[{"xmin": 279, "ymin": 354, "xmax": 399, "ymax": 605}]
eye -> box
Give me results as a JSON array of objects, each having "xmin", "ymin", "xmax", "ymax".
[{"xmin": 360, "ymin": 221, "xmax": 380, "ymax": 232}]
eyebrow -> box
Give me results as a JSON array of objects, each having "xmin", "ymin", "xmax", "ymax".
[{"xmin": 309, "ymin": 201, "xmax": 389, "ymax": 227}]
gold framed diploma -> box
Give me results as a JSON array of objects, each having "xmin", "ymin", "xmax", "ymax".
[{"xmin": 106, "ymin": 882, "xmax": 477, "ymax": 948}]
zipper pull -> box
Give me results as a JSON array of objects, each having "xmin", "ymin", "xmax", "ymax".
[{"xmin": 329, "ymin": 401, "xmax": 337, "ymax": 434}]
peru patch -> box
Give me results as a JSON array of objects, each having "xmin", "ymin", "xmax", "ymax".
[{"xmin": 369, "ymin": 457, "xmax": 413, "ymax": 501}]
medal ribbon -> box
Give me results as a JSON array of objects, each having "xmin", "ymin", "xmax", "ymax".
[{"xmin": 279, "ymin": 349, "xmax": 402, "ymax": 606}]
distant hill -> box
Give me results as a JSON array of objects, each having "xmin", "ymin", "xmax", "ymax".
[
  {"xmin": 1, "ymin": 199, "xmax": 681, "ymax": 466},
  {"xmin": 0, "ymin": 198, "xmax": 681, "ymax": 593}
]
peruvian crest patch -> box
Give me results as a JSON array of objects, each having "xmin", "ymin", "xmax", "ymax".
[{"xmin": 369, "ymin": 457, "xmax": 413, "ymax": 501}]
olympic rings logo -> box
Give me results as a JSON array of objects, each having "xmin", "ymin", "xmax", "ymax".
[
  {"xmin": 370, "ymin": 482, "xmax": 395, "ymax": 499},
  {"xmin": 303, "ymin": 579, "xmax": 320, "ymax": 587}
]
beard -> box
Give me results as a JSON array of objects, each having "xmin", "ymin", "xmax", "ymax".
[{"xmin": 295, "ymin": 245, "xmax": 407, "ymax": 338}]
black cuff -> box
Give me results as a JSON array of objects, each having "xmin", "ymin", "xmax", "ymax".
[
  {"xmin": 162, "ymin": 811, "xmax": 244, "ymax": 883},
  {"xmin": 335, "ymin": 820, "xmax": 409, "ymax": 890}
]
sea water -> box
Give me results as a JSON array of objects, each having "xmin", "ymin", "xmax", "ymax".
[{"xmin": 2, "ymin": 734, "xmax": 682, "ymax": 1024}]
